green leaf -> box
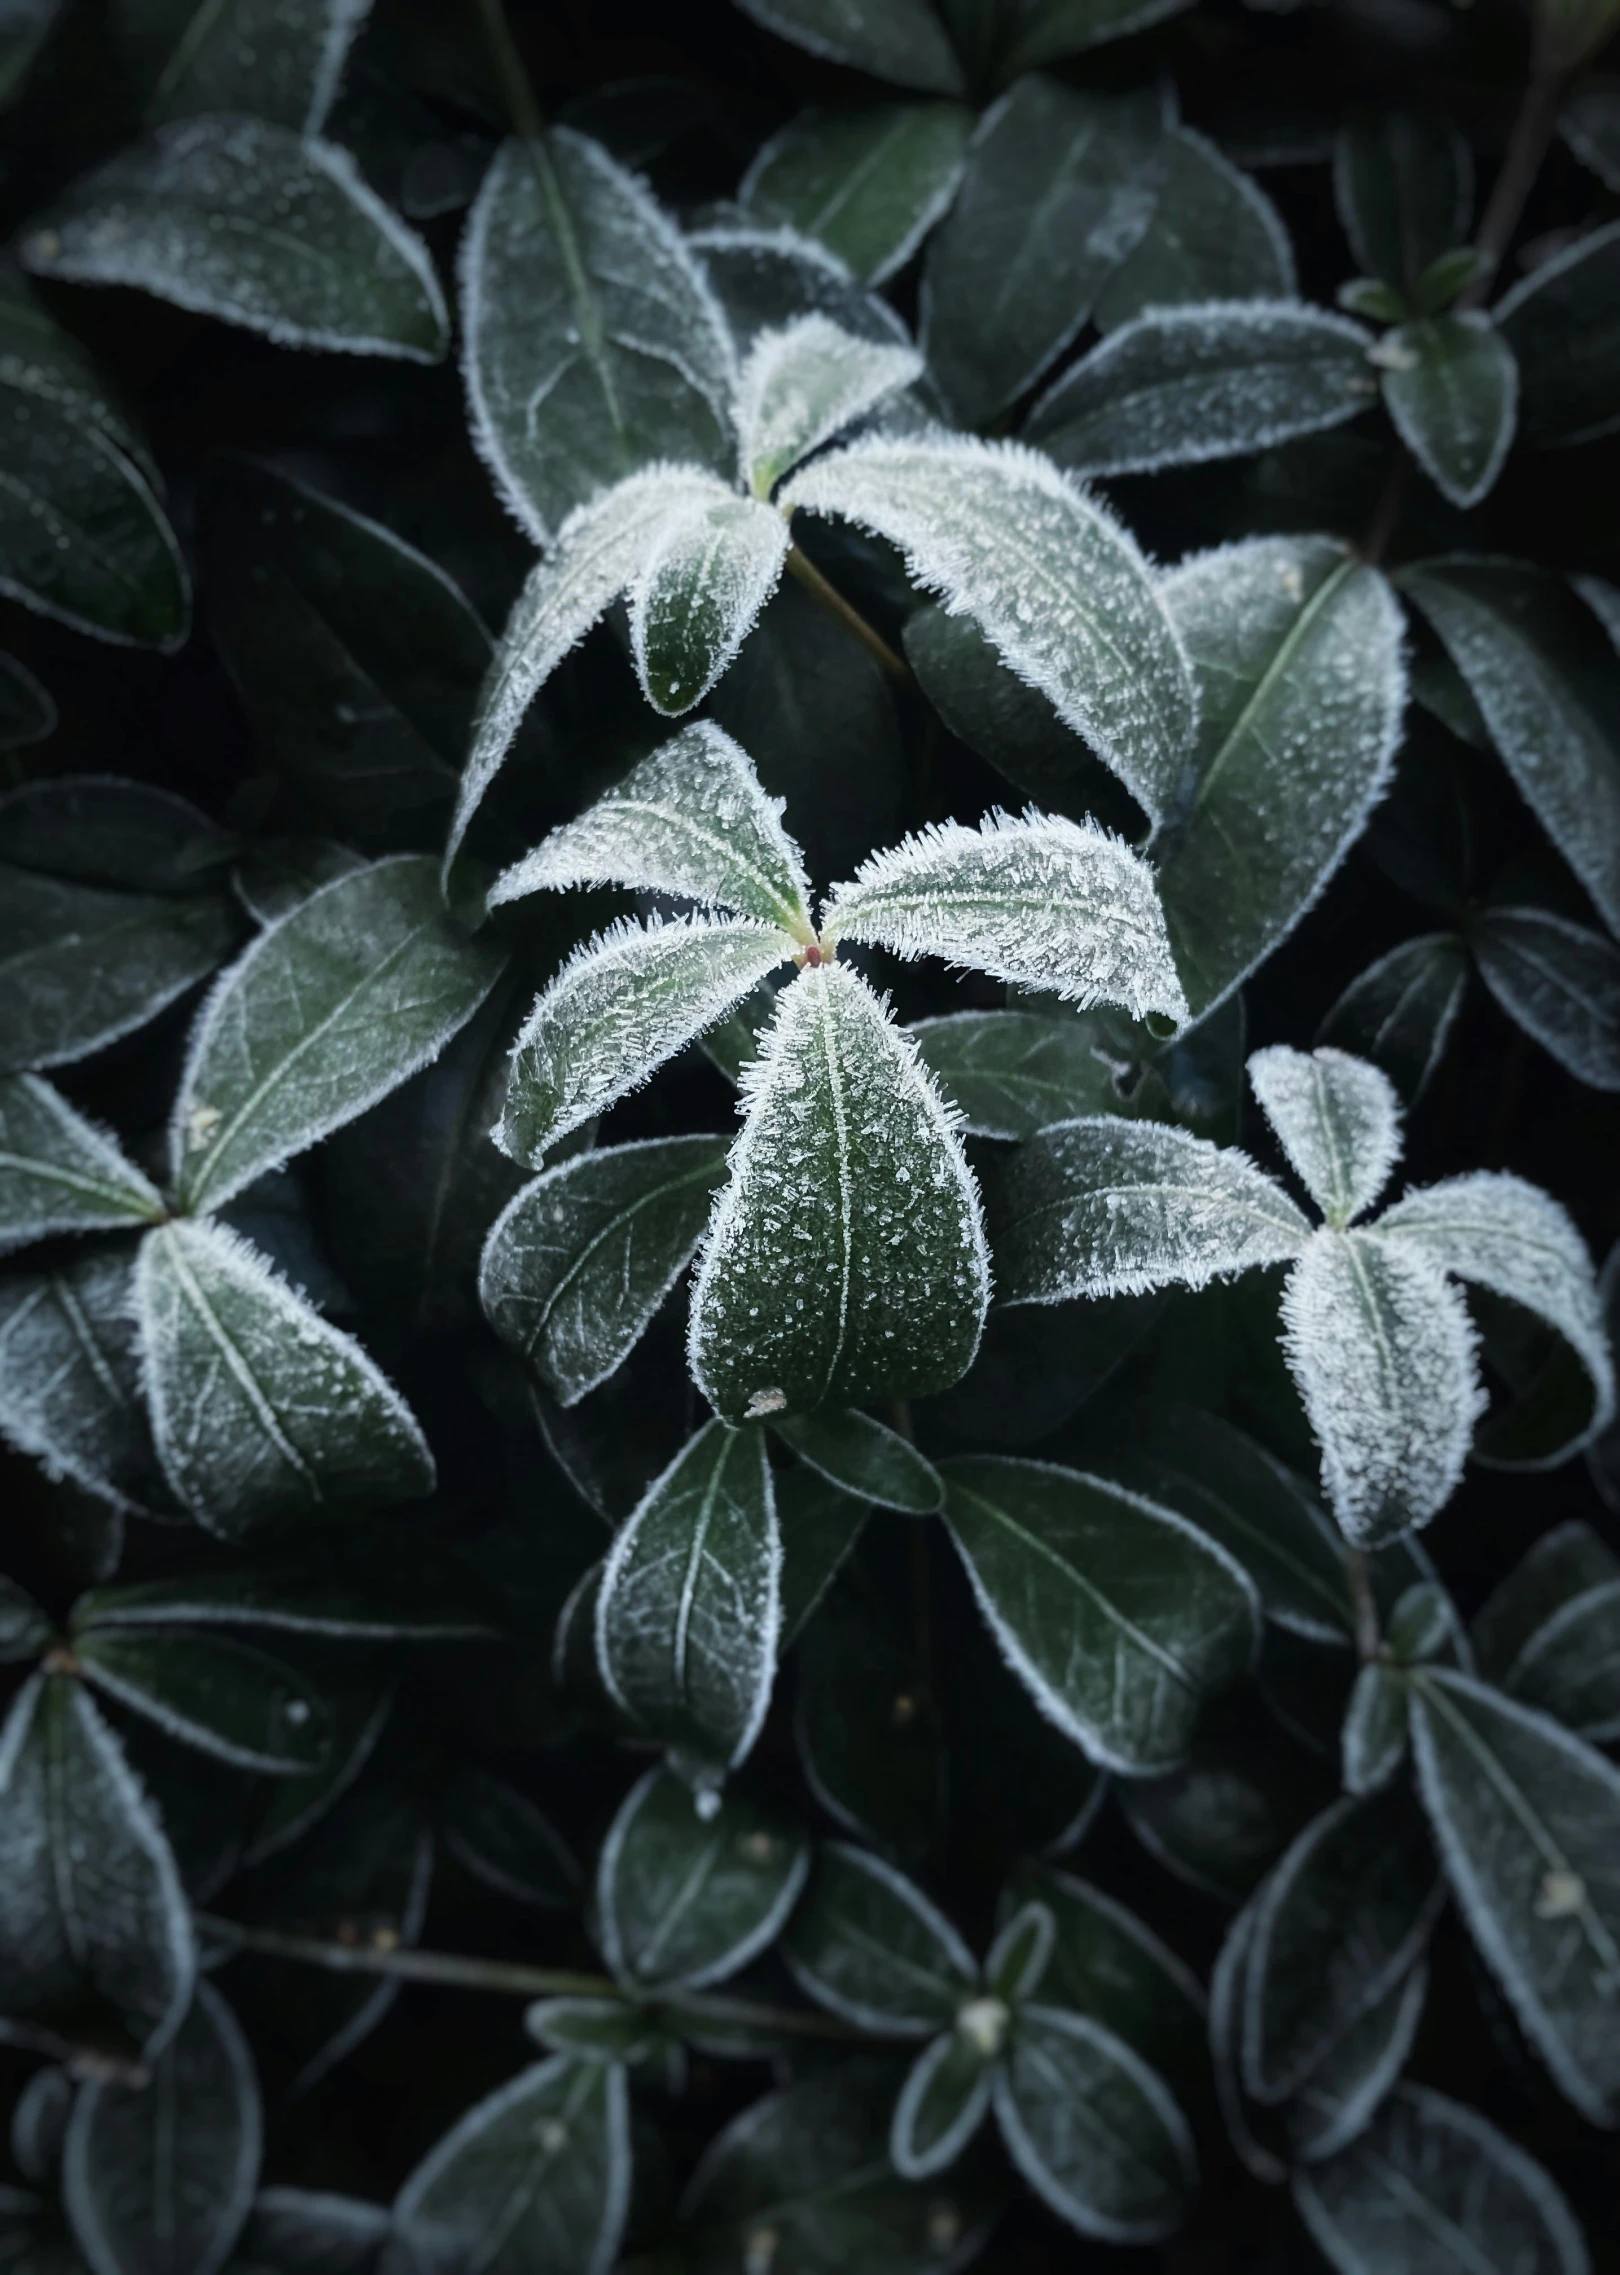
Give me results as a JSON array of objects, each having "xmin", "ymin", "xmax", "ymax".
[
  {"xmin": 1471, "ymin": 906, "xmax": 1620, "ymax": 1092},
  {"xmin": 785, "ymin": 1842, "xmax": 976, "ymax": 2032},
  {"xmin": 994, "ymin": 0, "xmax": 1194, "ymax": 73},
  {"xmin": 1003, "ymin": 1862, "xmax": 1206, "ymax": 2082},
  {"xmin": 0, "ymin": 865, "xmax": 238, "ymax": 1074},
  {"xmin": 890, "ymin": 2028, "xmax": 994, "ymax": 2179},
  {"xmin": 173, "ymin": 853, "xmax": 505, "ymax": 1215},
  {"xmin": 940, "ymin": 1456, "xmax": 1259, "ymax": 1772},
  {"xmin": 1402, "ymin": 561, "xmax": 1620, "ymax": 938},
  {"xmin": 630, "ymin": 493, "xmax": 791, "ymax": 715},
  {"xmin": 993, "ymin": 2005, "xmax": 1197, "ymax": 2243},
  {"xmin": 481, "ymin": 1135, "xmax": 729, "ymax": 1406},
  {"xmin": 596, "ymin": 1418, "xmax": 779, "ymax": 1775},
  {"xmin": 0, "ymin": 650, "xmax": 56, "ymax": 748},
  {"xmin": 1294, "ymin": 2084, "xmax": 1592, "ymax": 2274},
  {"xmin": 909, "ymin": 1010, "xmax": 1117, "ymax": 1139},
  {"xmin": 921, "ymin": 77, "xmax": 1166, "ymax": 426},
  {"xmin": 734, "ymin": 0, "xmax": 965, "ymax": 95},
  {"xmin": 72, "ymin": 1629, "xmax": 331, "ymax": 1775},
  {"xmin": 689, "ymin": 964, "xmax": 989, "ymax": 1423},
  {"xmin": 1119, "ymin": 1696, "xmax": 1337, "ymax": 1903},
  {"xmin": 146, "ymin": 0, "xmax": 370, "ymax": 133},
  {"xmin": 237, "ymin": 2192, "xmax": 393, "ymax": 2275},
  {"xmin": 596, "ymin": 1766, "xmax": 809, "ymax": 1990},
  {"xmin": 0, "ymin": 1671, "xmax": 194, "ymax": 2051},
  {"xmin": 1409, "ymin": 1668, "xmax": 1620, "ymax": 2124},
  {"xmin": 24, "ymin": 119, "xmax": 447, "ymax": 361},
  {"xmin": 1286, "ymin": 1959, "xmax": 1428, "ymax": 2165},
  {"xmin": 0, "ymin": 775, "xmax": 234, "ymax": 895},
  {"xmin": 1342, "ymin": 1663, "xmax": 1410, "ymax": 1794},
  {"xmin": 524, "ymin": 1996, "xmax": 672, "ymax": 2067},
  {"xmin": 1153, "ymin": 537, "xmax": 1406, "ymax": 1017},
  {"xmin": 135, "ymin": 1218, "xmax": 434, "ymax": 1535},
  {"xmin": 1474, "ymin": 1522, "xmax": 1620, "ymax": 1740},
  {"xmin": 1378, "ymin": 313, "xmax": 1517, "ymax": 509},
  {"xmin": 793, "ymin": 1563, "xmax": 944, "ymax": 1861},
  {"xmin": 1248, "ymin": 1044, "xmax": 1402, "ymax": 1228},
  {"xmin": 825, "ymin": 812, "xmax": 1186, "ymax": 1023},
  {"xmin": 439, "ymin": 1765, "xmax": 581, "ymax": 1908},
  {"xmin": 0, "ymin": 1248, "xmax": 174, "ymax": 1516},
  {"xmin": 742, "ymin": 102, "xmax": 972, "ymax": 285},
  {"xmin": 77, "ymin": 1533, "xmax": 495, "ymax": 1642},
  {"xmin": 498, "ymin": 916, "xmax": 790, "ymax": 1167},
  {"xmin": 392, "ymin": 2056, "xmax": 628, "ymax": 2275},
  {"xmin": 1025, "ymin": 303, "xmax": 1376, "ymax": 480},
  {"xmin": 1333, "ymin": 111, "xmax": 1473, "ymax": 293},
  {"xmin": 771, "ymin": 1406, "xmax": 942, "ymax": 1512},
  {"xmin": 197, "ymin": 457, "xmax": 487, "ymax": 839},
  {"xmin": 787, "ymin": 434, "xmax": 1196, "ymax": 821},
  {"xmin": 985, "ymin": 1900, "xmax": 1055, "ymax": 2002},
  {"xmin": 0, "ymin": 1574, "xmax": 49, "ymax": 1664},
  {"xmin": 63, "ymin": 1983, "xmax": 259, "ymax": 2275},
  {"xmin": 1317, "ymin": 934, "xmax": 1470, "ymax": 1103},
  {"xmin": 1095, "ymin": 128, "xmax": 1295, "ymax": 332},
  {"xmin": 0, "ymin": 1074, "xmax": 163, "ymax": 1252},
  {"xmin": 1497, "ymin": 221, "xmax": 1620, "ymax": 449},
  {"xmin": 462, "ymin": 130, "xmax": 733, "ymax": 542},
  {"xmin": 989, "ymin": 1117, "xmax": 1309, "ymax": 1307},
  {"xmin": 777, "ymin": 1467, "xmax": 869, "ymax": 1646},
  {"xmin": 1242, "ymin": 1791, "xmax": 1440, "ymax": 2103},
  {"xmin": 733, "ymin": 316, "xmax": 922, "ymax": 506}
]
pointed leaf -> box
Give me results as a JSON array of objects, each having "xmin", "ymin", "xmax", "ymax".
[
  {"xmin": 1247, "ymin": 1045, "xmax": 1403, "ymax": 1228},
  {"xmin": 940, "ymin": 1456, "xmax": 1258, "ymax": 1773},
  {"xmin": 785, "ymin": 1843, "xmax": 976, "ymax": 2034},
  {"xmin": 783, "ymin": 435, "xmax": 1195, "ymax": 822},
  {"xmin": 1334, "ymin": 111, "xmax": 1472, "ymax": 293},
  {"xmin": 461, "ymin": 129, "xmax": 733, "ymax": 542},
  {"xmin": 993, "ymin": 2006, "xmax": 1197, "ymax": 2244},
  {"xmin": 996, "ymin": 0, "xmax": 1195, "ymax": 71},
  {"xmin": 1402, "ymin": 560, "xmax": 1620, "ymax": 938},
  {"xmin": 1317, "ymin": 934, "xmax": 1469, "ymax": 1103},
  {"xmin": 689, "ymin": 963, "xmax": 990, "ymax": 1422},
  {"xmin": 596, "ymin": 1418, "xmax": 780, "ymax": 1774},
  {"xmin": 146, "ymin": 0, "xmax": 370, "ymax": 133},
  {"xmin": 690, "ymin": 215, "xmax": 921, "ymax": 355},
  {"xmin": 990, "ymin": 1117, "xmax": 1309, "ymax": 1307},
  {"xmin": 489, "ymin": 722, "xmax": 811, "ymax": 933},
  {"xmin": 237, "ymin": 2193, "xmax": 393, "ymax": 2275},
  {"xmin": 1342, "ymin": 1664, "xmax": 1410, "ymax": 1795},
  {"xmin": 771, "ymin": 1406, "xmax": 942, "ymax": 1512},
  {"xmin": 908, "ymin": 1009, "xmax": 1117, "ymax": 1139},
  {"xmin": 734, "ymin": 0, "xmax": 965, "ymax": 92},
  {"xmin": 1024, "ymin": 302, "xmax": 1375, "ymax": 479},
  {"xmin": 440, "ymin": 1766, "xmax": 579, "ymax": 1909},
  {"xmin": 1376, "ymin": 1172, "xmax": 1615, "ymax": 1459},
  {"xmin": 0, "ymin": 1672, "xmax": 194, "ymax": 2051},
  {"xmin": 498, "ymin": 916, "xmax": 790, "ymax": 1166},
  {"xmin": 1095, "ymin": 127, "xmax": 1295, "ymax": 331},
  {"xmin": 1380, "ymin": 313, "xmax": 1517, "ymax": 509},
  {"xmin": 742, "ymin": 102, "xmax": 972, "ymax": 286},
  {"xmin": 73, "ymin": 1631, "xmax": 330, "ymax": 1775},
  {"xmin": 135, "ymin": 1218, "xmax": 434, "ymax": 1535},
  {"xmin": 173, "ymin": 855, "xmax": 505, "ymax": 1215},
  {"xmin": 63, "ymin": 1983, "xmax": 259, "ymax": 2275},
  {"xmin": 1153, "ymin": 537, "xmax": 1406, "ymax": 1017},
  {"xmin": 825, "ymin": 812, "xmax": 1186, "ymax": 1022},
  {"xmin": 596, "ymin": 1766, "xmax": 809, "ymax": 1990},
  {"xmin": 1409, "ymin": 1668, "xmax": 1620, "ymax": 2124},
  {"xmin": 732, "ymin": 315, "xmax": 922, "ymax": 497},
  {"xmin": 0, "ymin": 866, "xmax": 238, "ymax": 1075},
  {"xmin": 1282, "ymin": 1228, "xmax": 1482, "ymax": 1545},
  {"xmin": 481, "ymin": 1135, "xmax": 729, "ymax": 1405},
  {"xmin": 1003, "ymin": 1863, "xmax": 1207, "ymax": 2081},
  {"xmin": 1472, "ymin": 906, "xmax": 1620, "ymax": 1092},
  {"xmin": 630, "ymin": 491, "xmax": 790, "ymax": 719},
  {"xmin": 1287, "ymin": 1959, "xmax": 1428, "ymax": 2164},
  {"xmin": 1497, "ymin": 220, "xmax": 1620, "ymax": 449},
  {"xmin": 0, "ymin": 1248, "xmax": 173, "ymax": 1516},
  {"xmin": 1294, "ymin": 2084, "xmax": 1592, "ymax": 2275},
  {"xmin": 777, "ymin": 1468, "xmax": 868, "ymax": 1647},
  {"xmin": 891, "ymin": 2030, "xmax": 993, "ymax": 2179},
  {"xmin": 0, "ymin": 1074, "xmax": 163, "ymax": 1251},
  {"xmin": 1474, "ymin": 1523, "xmax": 1620, "ymax": 1741},
  {"xmin": 0, "ymin": 774, "xmax": 229, "ymax": 895},
  {"xmin": 24, "ymin": 120, "xmax": 446, "ymax": 360},
  {"xmin": 392, "ymin": 2057, "xmax": 629, "ymax": 2275},
  {"xmin": 921, "ymin": 77, "xmax": 1166, "ymax": 425}
]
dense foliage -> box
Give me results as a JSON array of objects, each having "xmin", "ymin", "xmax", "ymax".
[{"xmin": 2, "ymin": 0, "xmax": 1619, "ymax": 2268}]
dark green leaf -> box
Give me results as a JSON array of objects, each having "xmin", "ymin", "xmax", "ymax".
[
  {"xmin": 1473, "ymin": 1521, "xmax": 1620, "ymax": 1739},
  {"xmin": 771, "ymin": 1407, "xmax": 942, "ymax": 1513},
  {"xmin": 776, "ymin": 1467, "xmax": 869, "ymax": 1648},
  {"xmin": 908, "ymin": 1011, "xmax": 1116, "ymax": 1139},
  {"xmin": 785, "ymin": 1842, "xmax": 976, "ymax": 2032},
  {"xmin": 1378, "ymin": 314, "xmax": 1517, "ymax": 509},
  {"xmin": 1342, "ymin": 1663, "xmax": 1410, "ymax": 1794},
  {"xmin": 1286, "ymin": 1958, "xmax": 1428, "ymax": 2164},
  {"xmin": 1095, "ymin": 128, "xmax": 1295, "ymax": 331},
  {"xmin": 146, "ymin": 0, "xmax": 369, "ymax": 134},
  {"xmin": 0, "ymin": 1074, "xmax": 164, "ymax": 1252},
  {"xmin": 742, "ymin": 101, "xmax": 971, "ymax": 284},
  {"xmin": 1317, "ymin": 934, "xmax": 1469, "ymax": 1102},
  {"xmin": 0, "ymin": 1247, "xmax": 174, "ymax": 1515},
  {"xmin": 440, "ymin": 1765, "xmax": 580, "ymax": 1908},
  {"xmin": 77, "ymin": 1532, "xmax": 495, "ymax": 1642},
  {"xmin": 237, "ymin": 2191, "xmax": 393, "ymax": 2275},
  {"xmin": 10, "ymin": 2062, "xmax": 70, "ymax": 2182},
  {"xmin": 1334, "ymin": 111, "xmax": 1472, "ymax": 293},
  {"xmin": 73, "ymin": 1629, "xmax": 331, "ymax": 1774},
  {"xmin": 0, "ymin": 776, "xmax": 235, "ymax": 895},
  {"xmin": 994, "ymin": 0, "xmax": 1194, "ymax": 73},
  {"xmin": 1003, "ymin": 1863, "xmax": 1206, "ymax": 2082},
  {"xmin": 890, "ymin": 2027, "xmax": 993, "ymax": 2179},
  {"xmin": 0, "ymin": 1574, "xmax": 49, "ymax": 1664},
  {"xmin": 1497, "ymin": 221, "xmax": 1620, "ymax": 449},
  {"xmin": 1471, "ymin": 906, "xmax": 1620, "ymax": 1091},
  {"xmin": 733, "ymin": 0, "xmax": 965, "ymax": 95}
]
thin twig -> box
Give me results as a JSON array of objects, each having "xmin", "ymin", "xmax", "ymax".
[
  {"xmin": 786, "ymin": 544, "xmax": 912, "ymax": 687},
  {"xmin": 0, "ymin": 2013, "xmax": 149, "ymax": 2088},
  {"xmin": 1345, "ymin": 1549, "xmax": 1383, "ymax": 1664},
  {"xmin": 472, "ymin": 0, "xmax": 544, "ymax": 141}
]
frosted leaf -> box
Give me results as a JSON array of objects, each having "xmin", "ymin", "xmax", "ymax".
[
  {"xmin": 497, "ymin": 917, "xmax": 792, "ymax": 1167},
  {"xmin": 686, "ymin": 218, "xmax": 919, "ymax": 355},
  {"xmin": 1317, "ymin": 934, "xmax": 1469, "ymax": 1105},
  {"xmin": 1379, "ymin": 313, "xmax": 1519, "ymax": 511},
  {"xmin": 907, "ymin": 1009, "xmax": 1118, "ymax": 1139},
  {"xmin": 731, "ymin": 315, "xmax": 922, "ymax": 497},
  {"xmin": 1376, "ymin": 1172, "xmax": 1615, "ymax": 1456},
  {"xmin": 824, "ymin": 810, "xmax": 1186, "ymax": 1023},
  {"xmin": 479, "ymin": 1134, "xmax": 729, "ymax": 1406},
  {"xmin": 23, "ymin": 118, "xmax": 447, "ymax": 362},
  {"xmin": 1024, "ymin": 302, "xmax": 1375, "ymax": 480},
  {"xmin": 460, "ymin": 129, "xmax": 734, "ymax": 544},
  {"xmin": 1281, "ymin": 1228, "xmax": 1484, "ymax": 1547},
  {"xmin": 135, "ymin": 1217, "xmax": 435, "ymax": 1536},
  {"xmin": 739, "ymin": 102, "xmax": 972, "ymax": 288},
  {"xmin": 595, "ymin": 1418, "xmax": 780, "ymax": 1773},
  {"xmin": 172, "ymin": 855, "xmax": 507, "ymax": 1216},
  {"xmin": 688, "ymin": 962, "xmax": 990, "ymax": 1423},
  {"xmin": 784, "ymin": 433, "xmax": 1196, "ymax": 822},
  {"xmin": 732, "ymin": 0, "xmax": 965, "ymax": 95},
  {"xmin": 0, "ymin": 1249, "xmax": 174, "ymax": 1516},
  {"xmin": 1094, "ymin": 127, "xmax": 1297, "ymax": 332},
  {"xmin": 148, "ymin": 0, "xmax": 372, "ymax": 135},
  {"xmin": 1248, "ymin": 1046, "xmax": 1403, "ymax": 1227},
  {"xmin": 991, "ymin": 1117, "xmax": 1310, "ymax": 1307},
  {"xmin": 0, "ymin": 1073, "xmax": 164, "ymax": 1253},
  {"xmin": 628, "ymin": 492, "xmax": 789, "ymax": 716},
  {"xmin": 444, "ymin": 464, "xmax": 723, "ymax": 879},
  {"xmin": 491, "ymin": 722, "xmax": 811, "ymax": 935},
  {"xmin": 1471, "ymin": 907, "xmax": 1620, "ymax": 1094},
  {"xmin": 1497, "ymin": 219, "xmax": 1620, "ymax": 450}
]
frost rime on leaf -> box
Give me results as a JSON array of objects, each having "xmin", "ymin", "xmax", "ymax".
[
  {"xmin": 731, "ymin": 316, "xmax": 922, "ymax": 496},
  {"xmin": 630, "ymin": 494, "xmax": 789, "ymax": 717},
  {"xmin": 0, "ymin": 1072, "xmax": 164, "ymax": 1252},
  {"xmin": 1248, "ymin": 1045, "xmax": 1403, "ymax": 1227},
  {"xmin": 824, "ymin": 812, "xmax": 1187, "ymax": 1022}
]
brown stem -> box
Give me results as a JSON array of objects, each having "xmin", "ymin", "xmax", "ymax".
[
  {"xmin": 472, "ymin": 0, "xmax": 544, "ymax": 141},
  {"xmin": 786, "ymin": 544, "xmax": 912, "ymax": 687},
  {"xmin": 1345, "ymin": 1549, "xmax": 1383, "ymax": 1663}
]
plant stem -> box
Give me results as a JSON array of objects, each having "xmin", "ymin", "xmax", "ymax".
[
  {"xmin": 1345, "ymin": 1548, "xmax": 1383, "ymax": 1663},
  {"xmin": 198, "ymin": 1915, "xmax": 864, "ymax": 2041},
  {"xmin": 786, "ymin": 543, "xmax": 912, "ymax": 687},
  {"xmin": 473, "ymin": 0, "xmax": 544, "ymax": 141},
  {"xmin": 0, "ymin": 2013, "xmax": 149, "ymax": 2087}
]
